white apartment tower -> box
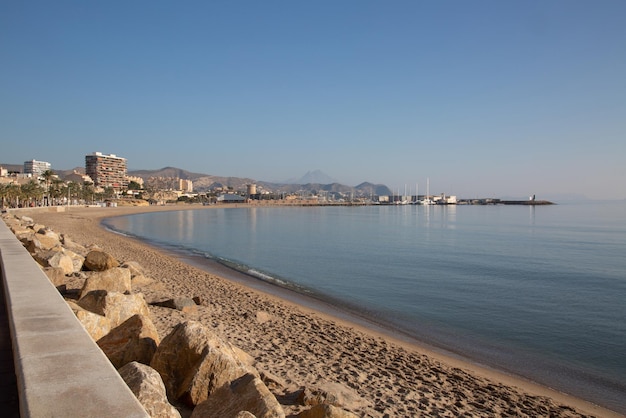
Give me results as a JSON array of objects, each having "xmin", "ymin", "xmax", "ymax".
[
  {"xmin": 85, "ymin": 152, "xmax": 128, "ymax": 191},
  {"xmin": 23, "ymin": 159, "xmax": 51, "ymax": 177}
]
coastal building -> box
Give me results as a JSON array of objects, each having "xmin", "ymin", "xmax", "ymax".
[
  {"xmin": 126, "ymin": 175, "xmax": 145, "ymax": 188},
  {"xmin": 23, "ymin": 159, "xmax": 51, "ymax": 178},
  {"xmin": 64, "ymin": 170, "xmax": 93, "ymax": 184},
  {"xmin": 0, "ymin": 166, "xmax": 7, "ymax": 177},
  {"xmin": 217, "ymin": 193, "xmax": 246, "ymax": 203},
  {"xmin": 85, "ymin": 152, "xmax": 128, "ymax": 191},
  {"xmin": 179, "ymin": 179, "xmax": 193, "ymax": 193},
  {"xmin": 144, "ymin": 177, "xmax": 192, "ymax": 192}
]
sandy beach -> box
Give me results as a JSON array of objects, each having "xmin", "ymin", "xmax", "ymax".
[{"xmin": 23, "ymin": 204, "xmax": 621, "ymax": 417}]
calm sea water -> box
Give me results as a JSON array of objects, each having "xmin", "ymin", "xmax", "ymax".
[{"xmin": 104, "ymin": 202, "xmax": 626, "ymax": 412}]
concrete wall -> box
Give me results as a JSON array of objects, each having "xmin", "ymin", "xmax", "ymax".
[{"xmin": 0, "ymin": 220, "xmax": 149, "ymax": 417}]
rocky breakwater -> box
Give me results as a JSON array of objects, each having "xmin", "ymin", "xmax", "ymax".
[{"xmin": 2, "ymin": 213, "xmax": 359, "ymax": 418}]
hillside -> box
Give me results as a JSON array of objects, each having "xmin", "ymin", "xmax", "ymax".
[
  {"xmin": 1, "ymin": 162, "xmax": 391, "ymax": 196},
  {"xmin": 128, "ymin": 167, "xmax": 207, "ymax": 180},
  {"xmin": 127, "ymin": 167, "xmax": 391, "ymax": 196},
  {"xmin": 0, "ymin": 164, "xmax": 24, "ymax": 173}
]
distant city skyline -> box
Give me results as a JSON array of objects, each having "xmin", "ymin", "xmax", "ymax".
[{"xmin": 2, "ymin": 1, "xmax": 625, "ymax": 200}]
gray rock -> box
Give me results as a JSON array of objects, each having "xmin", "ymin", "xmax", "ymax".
[{"xmin": 151, "ymin": 297, "xmax": 197, "ymax": 311}]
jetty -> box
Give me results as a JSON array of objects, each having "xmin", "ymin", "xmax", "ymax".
[{"xmin": 457, "ymin": 198, "xmax": 554, "ymax": 206}]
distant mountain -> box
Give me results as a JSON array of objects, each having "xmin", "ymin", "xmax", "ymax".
[
  {"xmin": 260, "ymin": 181, "xmax": 391, "ymax": 197},
  {"xmin": 128, "ymin": 167, "xmax": 258, "ymax": 192},
  {"xmin": 0, "ymin": 164, "xmax": 23, "ymax": 173},
  {"xmin": 355, "ymin": 182, "xmax": 393, "ymax": 196},
  {"xmin": 128, "ymin": 167, "xmax": 208, "ymax": 180},
  {"xmin": 285, "ymin": 170, "xmax": 338, "ymax": 185},
  {"xmin": 125, "ymin": 166, "xmax": 391, "ymax": 196}
]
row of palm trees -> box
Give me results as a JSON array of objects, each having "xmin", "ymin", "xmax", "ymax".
[{"xmin": 0, "ymin": 170, "xmax": 116, "ymax": 209}]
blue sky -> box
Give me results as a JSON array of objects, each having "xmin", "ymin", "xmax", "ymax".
[{"xmin": 1, "ymin": 1, "xmax": 625, "ymax": 199}]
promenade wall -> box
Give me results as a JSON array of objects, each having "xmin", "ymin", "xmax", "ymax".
[{"xmin": 0, "ymin": 212, "xmax": 148, "ymax": 417}]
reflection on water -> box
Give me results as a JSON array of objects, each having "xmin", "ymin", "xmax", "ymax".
[{"xmin": 104, "ymin": 202, "xmax": 626, "ymax": 413}]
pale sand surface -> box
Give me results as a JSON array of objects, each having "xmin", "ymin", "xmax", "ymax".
[{"xmin": 25, "ymin": 205, "xmax": 622, "ymax": 417}]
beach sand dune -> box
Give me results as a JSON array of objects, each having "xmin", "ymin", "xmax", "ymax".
[{"xmin": 26, "ymin": 205, "xmax": 621, "ymax": 417}]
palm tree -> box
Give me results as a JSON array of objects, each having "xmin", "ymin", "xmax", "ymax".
[
  {"xmin": 6, "ymin": 183, "xmax": 21, "ymax": 208},
  {"xmin": 49, "ymin": 178, "xmax": 64, "ymax": 205},
  {"xmin": 81, "ymin": 181, "xmax": 95, "ymax": 205},
  {"xmin": 20, "ymin": 180, "xmax": 44, "ymax": 207},
  {"xmin": 66, "ymin": 182, "xmax": 78, "ymax": 206},
  {"xmin": 40, "ymin": 169, "xmax": 55, "ymax": 205},
  {"xmin": 0, "ymin": 183, "xmax": 11, "ymax": 209}
]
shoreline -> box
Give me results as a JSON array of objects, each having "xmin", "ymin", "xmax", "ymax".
[{"xmin": 22, "ymin": 204, "xmax": 622, "ymax": 417}]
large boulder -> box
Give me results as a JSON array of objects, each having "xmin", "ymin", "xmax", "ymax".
[
  {"xmin": 83, "ymin": 250, "xmax": 119, "ymax": 271},
  {"xmin": 37, "ymin": 227, "xmax": 60, "ymax": 242},
  {"xmin": 46, "ymin": 252, "xmax": 75, "ymax": 275},
  {"xmin": 297, "ymin": 405, "xmax": 358, "ymax": 418},
  {"xmin": 121, "ymin": 261, "xmax": 146, "ymax": 277},
  {"xmin": 62, "ymin": 248, "xmax": 86, "ymax": 273},
  {"xmin": 80, "ymin": 267, "xmax": 132, "ymax": 299},
  {"xmin": 14, "ymin": 229, "xmax": 34, "ymax": 242},
  {"xmin": 67, "ymin": 301, "xmax": 112, "ymax": 341},
  {"xmin": 118, "ymin": 362, "xmax": 182, "ymax": 418},
  {"xmin": 97, "ymin": 314, "xmax": 160, "ymax": 369},
  {"xmin": 150, "ymin": 321, "xmax": 253, "ymax": 407},
  {"xmin": 19, "ymin": 215, "xmax": 34, "ymax": 224},
  {"xmin": 43, "ymin": 267, "xmax": 68, "ymax": 287},
  {"xmin": 191, "ymin": 374, "xmax": 284, "ymax": 418},
  {"xmin": 27, "ymin": 233, "xmax": 61, "ymax": 252},
  {"xmin": 33, "ymin": 249, "xmax": 74, "ymax": 275},
  {"xmin": 60, "ymin": 234, "xmax": 89, "ymax": 256},
  {"xmin": 78, "ymin": 290, "xmax": 150, "ymax": 328}
]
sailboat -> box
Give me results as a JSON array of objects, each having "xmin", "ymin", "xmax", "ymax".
[{"xmin": 418, "ymin": 178, "xmax": 434, "ymax": 205}]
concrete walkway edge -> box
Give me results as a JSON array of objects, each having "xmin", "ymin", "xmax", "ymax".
[{"xmin": 0, "ymin": 220, "xmax": 149, "ymax": 417}]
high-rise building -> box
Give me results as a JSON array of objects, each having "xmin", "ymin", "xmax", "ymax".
[
  {"xmin": 23, "ymin": 159, "xmax": 51, "ymax": 177},
  {"xmin": 179, "ymin": 179, "xmax": 193, "ymax": 193},
  {"xmin": 85, "ymin": 152, "xmax": 128, "ymax": 191}
]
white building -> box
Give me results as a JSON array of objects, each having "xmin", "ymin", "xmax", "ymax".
[{"xmin": 23, "ymin": 159, "xmax": 51, "ymax": 177}]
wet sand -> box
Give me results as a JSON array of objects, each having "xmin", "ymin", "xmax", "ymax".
[{"xmin": 25, "ymin": 204, "xmax": 622, "ymax": 417}]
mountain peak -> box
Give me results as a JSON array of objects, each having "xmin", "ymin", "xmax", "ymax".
[{"xmin": 286, "ymin": 170, "xmax": 338, "ymax": 185}]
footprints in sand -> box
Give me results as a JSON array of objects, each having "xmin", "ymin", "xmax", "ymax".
[{"xmin": 31, "ymin": 209, "xmax": 597, "ymax": 418}]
